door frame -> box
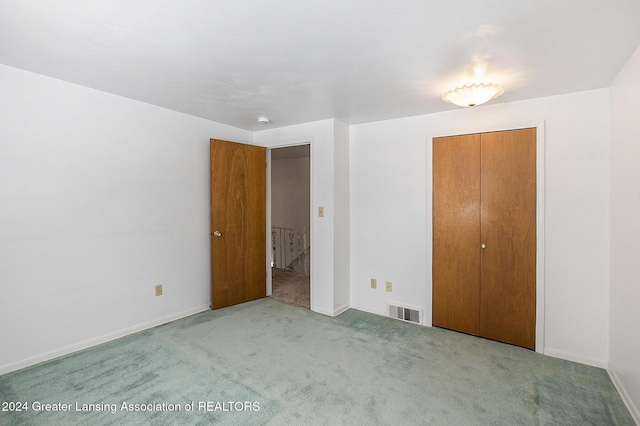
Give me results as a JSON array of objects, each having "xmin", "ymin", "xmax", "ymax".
[
  {"xmin": 266, "ymin": 140, "xmax": 314, "ymax": 308},
  {"xmin": 427, "ymin": 120, "xmax": 546, "ymax": 354}
]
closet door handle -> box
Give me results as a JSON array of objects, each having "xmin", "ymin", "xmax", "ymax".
[{"xmin": 481, "ymin": 244, "xmax": 486, "ymax": 249}]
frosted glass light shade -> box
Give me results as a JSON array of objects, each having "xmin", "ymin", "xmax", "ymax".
[{"xmin": 442, "ymin": 83, "xmax": 504, "ymax": 107}]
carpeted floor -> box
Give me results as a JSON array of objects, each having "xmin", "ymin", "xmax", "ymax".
[
  {"xmin": 270, "ymin": 267, "xmax": 310, "ymax": 309},
  {"xmin": 0, "ymin": 298, "xmax": 634, "ymax": 425}
]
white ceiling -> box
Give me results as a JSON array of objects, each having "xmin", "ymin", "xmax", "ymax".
[{"xmin": 2, "ymin": 1, "xmax": 640, "ymax": 131}]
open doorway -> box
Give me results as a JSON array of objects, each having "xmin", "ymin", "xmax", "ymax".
[{"xmin": 269, "ymin": 144, "xmax": 311, "ymax": 309}]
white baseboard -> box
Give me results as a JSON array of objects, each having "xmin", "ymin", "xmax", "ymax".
[
  {"xmin": 311, "ymin": 306, "xmax": 333, "ymax": 316},
  {"xmin": 333, "ymin": 302, "xmax": 350, "ymax": 316},
  {"xmin": 0, "ymin": 304, "xmax": 211, "ymax": 375},
  {"xmin": 312, "ymin": 303, "xmax": 350, "ymax": 317},
  {"xmin": 349, "ymin": 304, "xmax": 437, "ymax": 328},
  {"xmin": 311, "ymin": 306, "xmax": 333, "ymax": 317},
  {"xmin": 348, "ymin": 304, "xmax": 388, "ymax": 318},
  {"xmin": 543, "ymin": 348, "xmax": 608, "ymax": 369},
  {"xmin": 608, "ymin": 365, "xmax": 640, "ymax": 425}
]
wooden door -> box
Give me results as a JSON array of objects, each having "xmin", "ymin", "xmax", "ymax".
[
  {"xmin": 210, "ymin": 139, "xmax": 266, "ymax": 309},
  {"xmin": 432, "ymin": 128, "xmax": 536, "ymax": 349},
  {"xmin": 432, "ymin": 134, "xmax": 482, "ymax": 335},
  {"xmin": 480, "ymin": 129, "xmax": 536, "ymax": 349}
]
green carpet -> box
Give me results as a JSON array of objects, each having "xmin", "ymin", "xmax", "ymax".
[{"xmin": 0, "ymin": 298, "xmax": 634, "ymax": 425}]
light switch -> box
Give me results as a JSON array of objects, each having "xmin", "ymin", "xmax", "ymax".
[{"xmin": 318, "ymin": 207, "xmax": 324, "ymax": 217}]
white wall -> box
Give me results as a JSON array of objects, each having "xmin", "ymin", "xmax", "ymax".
[
  {"xmin": 609, "ymin": 45, "xmax": 640, "ymax": 421},
  {"xmin": 333, "ymin": 120, "xmax": 351, "ymax": 311},
  {"xmin": 0, "ymin": 64, "xmax": 252, "ymax": 373},
  {"xmin": 254, "ymin": 120, "xmax": 350, "ymax": 315},
  {"xmin": 350, "ymin": 89, "xmax": 611, "ymax": 367},
  {"xmin": 271, "ymin": 157, "xmax": 311, "ymax": 235},
  {"xmin": 271, "ymin": 155, "xmax": 311, "ymax": 271}
]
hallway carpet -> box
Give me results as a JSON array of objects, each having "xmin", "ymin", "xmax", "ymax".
[
  {"xmin": 0, "ymin": 299, "xmax": 634, "ymax": 425},
  {"xmin": 270, "ymin": 267, "xmax": 310, "ymax": 309}
]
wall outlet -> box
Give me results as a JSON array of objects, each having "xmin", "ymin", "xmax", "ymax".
[
  {"xmin": 155, "ymin": 284, "xmax": 163, "ymax": 297},
  {"xmin": 386, "ymin": 281, "xmax": 393, "ymax": 292},
  {"xmin": 370, "ymin": 278, "xmax": 377, "ymax": 289}
]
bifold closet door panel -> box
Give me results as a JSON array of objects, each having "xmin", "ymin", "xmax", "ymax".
[
  {"xmin": 479, "ymin": 128, "xmax": 537, "ymax": 349},
  {"xmin": 432, "ymin": 134, "xmax": 481, "ymax": 336}
]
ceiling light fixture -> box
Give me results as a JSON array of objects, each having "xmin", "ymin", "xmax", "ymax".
[
  {"xmin": 257, "ymin": 116, "xmax": 270, "ymax": 125},
  {"xmin": 442, "ymin": 82, "xmax": 504, "ymax": 107}
]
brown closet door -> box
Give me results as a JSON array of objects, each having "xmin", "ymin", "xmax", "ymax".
[
  {"xmin": 480, "ymin": 128, "xmax": 536, "ymax": 349},
  {"xmin": 432, "ymin": 134, "xmax": 482, "ymax": 335}
]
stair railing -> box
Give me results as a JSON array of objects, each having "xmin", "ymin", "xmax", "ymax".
[{"xmin": 271, "ymin": 226, "xmax": 309, "ymax": 275}]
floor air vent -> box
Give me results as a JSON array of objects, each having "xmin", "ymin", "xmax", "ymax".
[{"xmin": 388, "ymin": 304, "xmax": 421, "ymax": 324}]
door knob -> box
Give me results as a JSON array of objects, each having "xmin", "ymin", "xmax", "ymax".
[
  {"xmin": 481, "ymin": 244, "xmax": 486, "ymax": 249},
  {"xmin": 213, "ymin": 231, "xmax": 222, "ymax": 237}
]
